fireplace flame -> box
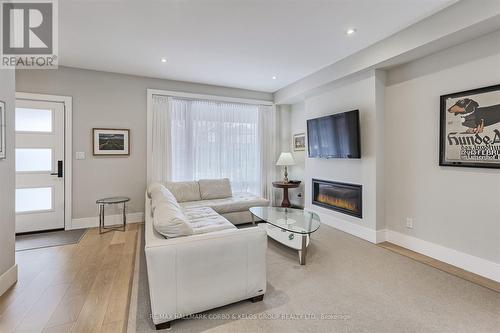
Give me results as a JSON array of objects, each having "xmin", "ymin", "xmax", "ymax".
[{"xmin": 317, "ymin": 194, "xmax": 358, "ymax": 212}]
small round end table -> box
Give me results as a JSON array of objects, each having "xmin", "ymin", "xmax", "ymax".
[
  {"xmin": 96, "ymin": 197, "xmax": 130, "ymax": 234},
  {"xmin": 272, "ymin": 181, "xmax": 300, "ymax": 207}
]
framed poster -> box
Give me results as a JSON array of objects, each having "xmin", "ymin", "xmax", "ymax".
[
  {"xmin": 0, "ymin": 101, "xmax": 5, "ymax": 159},
  {"xmin": 93, "ymin": 128, "xmax": 130, "ymax": 156},
  {"xmin": 293, "ymin": 133, "xmax": 306, "ymax": 151},
  {"xmin": 439, "ymin": 84, "xmax": 500, "ymax": 169}
]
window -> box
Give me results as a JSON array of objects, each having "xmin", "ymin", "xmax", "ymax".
[{"xmin": 170, "ymin": 98, "xmax": 260, "ymax": 194}]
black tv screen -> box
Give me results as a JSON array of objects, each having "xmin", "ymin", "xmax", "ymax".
[{"xmin": 307, "ymin": 110, "xmax": 361, "ymax": 159}]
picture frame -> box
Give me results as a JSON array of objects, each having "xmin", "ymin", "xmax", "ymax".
[
  {"xmin": 93, "ymin": 128, "xmax": 130, "ymax": 156},
  {"xmin": 293, "ymin": 133, "xmax": 306, "ymax": 151},
  {"xmin": 439, "ymin": 84, "xmax": 500, "ymax": 169},
  {"xmin": 0, "ymin": 101, "xmax": 5, "ymax": 160}
]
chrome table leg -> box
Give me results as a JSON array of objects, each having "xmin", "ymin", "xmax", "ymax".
[
  {"xmin": 299, "ymin": 234, "xmax": 307, "ymax": 265},
  {"xmin": 122, "ymin": 202, "xmax": 127, "ymax": 231},
  {"xmin": 99, "ymin": 204, "xmax": 104, "ymax": 234}
]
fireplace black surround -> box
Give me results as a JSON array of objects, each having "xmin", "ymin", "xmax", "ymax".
[{"xmin": 312, "ymin": 179, "xmax": 362, "ymax": 218}]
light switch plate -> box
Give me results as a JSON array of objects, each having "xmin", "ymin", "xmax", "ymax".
[{"xmin": 76, "ymin": 152, "xmax": 86, "ymax": 160}]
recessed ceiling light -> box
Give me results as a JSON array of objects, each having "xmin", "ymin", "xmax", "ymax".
[
  {"xmin": 161, "ymin": 57, "xmax": 167, "ymax": 63},
  {"xmin": 272, "ymin": 75, "xmax": 277, "ymax": 80},
  {"xmin": 346, "ymin": 28, "xmax": 356, "ymax": 35}
]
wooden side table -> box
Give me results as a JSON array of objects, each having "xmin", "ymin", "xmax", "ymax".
[{"xmin": 272, "ymin": 181, "xmax": 301, "ymax": 207}]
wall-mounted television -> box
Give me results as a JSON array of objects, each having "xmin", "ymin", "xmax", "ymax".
[{"xmin": 307, "ymin": 110, "xmax": 361, "ymax": 159}]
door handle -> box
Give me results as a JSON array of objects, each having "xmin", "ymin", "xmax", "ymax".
[{"xmin": 50, "ymin": 160, "xmax": 63, "ymax": 178}]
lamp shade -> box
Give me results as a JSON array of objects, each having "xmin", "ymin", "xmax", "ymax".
[{"xmin": 276, "ymin": 152, "xmax": 296, "ymax": 166}]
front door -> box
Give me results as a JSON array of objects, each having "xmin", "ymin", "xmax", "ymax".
[{"xmin": 15, "ymin": 99, "xmax": 65, "ymax": 233}]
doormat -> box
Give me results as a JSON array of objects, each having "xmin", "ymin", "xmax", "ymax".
[{"xmin": 15, "ymin": 228, "xmax": 88, "ymax": 251}]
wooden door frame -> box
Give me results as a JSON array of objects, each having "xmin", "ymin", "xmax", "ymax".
[{"xmin": 15, "ymin": 92, "xmax": 73, "ymax": 230}]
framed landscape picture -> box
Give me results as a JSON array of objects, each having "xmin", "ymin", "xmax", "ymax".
[
  {"xmin": 439, "ymin": 84, "xmax": 500, "ymax": 169},
  {"xmin": 0, "ymin": 101, "xmax": 5, "ymax": 159},
  {"xmin": 93, "ymin": 128, "xmax": 130, "ymax": 156},
  {"xmin": 293, "ymin": 133, "xmax": 306, "ymax": 151}
]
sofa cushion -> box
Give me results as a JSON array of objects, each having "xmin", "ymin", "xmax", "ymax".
[
  {"xmin": 165, "ymin": 181, "xmax": 201, "ymax": 203},
  {"xmin": 198, "ymin": 178, "xmax": 232, "ymax": 200},
  {"xmin": 153, "ymin": 200, "xmax": 194, "ymax": 238},
  {"xmin": 180, "ymin": 192, "xmax": 269, "ymax": 214},
  {"xmin": 149, "ymin": 183, "xmax": 180, "ymax": 210},
  {"xmin": 183, "ymin": 206, "xmax": 236, "ymax": 234},
  {"xmin": 147, "ymin": 182, "xmax": 165, "ymax": 197}
]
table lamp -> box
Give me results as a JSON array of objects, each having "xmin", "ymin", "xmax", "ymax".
[{"xmin": 276, "ymin": 152, "xmax": 295, "ymax": 183}]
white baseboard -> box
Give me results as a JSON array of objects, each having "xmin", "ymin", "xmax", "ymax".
[
  {"xmin": 383, "ymin": 229, "xmax": 500, "ymax": 283},
  {"xmin": 0, "ymin": 264, "xmax": 18, "ymax": 297},
  {"xmin": 316, "ymin": 211, "xmax": 379, "ymax": 243},
  {"xmin": 375, "ymin": 229, "xmax": 388, "ymax": 243},
  {"xmin": 70, "ymin": 212, "xmax": 144, "ymax": 230}
]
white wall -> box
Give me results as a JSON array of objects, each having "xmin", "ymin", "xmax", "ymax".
[
  {"xmin": 277, "ymin": 104, "xmax": 291, "ymax": 152},
  {"xmin": 300, "ymin": 70, "xmax": 385, "ymax": 239},
  {"xmin": 0, "ymin": 69, "xmax": 17, "ymax": 295},
  {"xmin": 385, "ymin": 32, "xmax": 500, "ymax": 264},
  {"xmin": 275, "ymin": 103, "xmax": 306, "ymax": 208},
  {"xmin": 288, "ymin": 102, "xmax": 306, "ymax": 207},
  {"xmin": 16, "ymin": 66, "xmax": 273, "ymax": 222}
]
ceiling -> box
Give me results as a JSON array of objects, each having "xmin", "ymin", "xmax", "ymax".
[{"xmin": 59, "ymin": 0, "xmax": 456, "ymax": 92}]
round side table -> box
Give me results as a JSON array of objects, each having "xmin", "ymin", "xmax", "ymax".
[
  {"xmin": 96, "ymin": 197, "xmax": 130, "ymax": 234},
  {"xmin": 272, "ymin": 181, "xmax": 300, "ymax": 207}
]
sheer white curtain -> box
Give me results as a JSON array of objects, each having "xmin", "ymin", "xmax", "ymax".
[
  {"xmin": 258, "ymin": 104, "xmax": 277, "ymax": 201},
  {"xmin": 150, "ymin": 95, "xmax": 276, "ymax": 199},
  {"xmin": 151, "ymin": 95, "xmax": 172, "ymax": 183},
  {"xmin": 171, "ymin": 98, "xmax": 261, "ymax": 194}
]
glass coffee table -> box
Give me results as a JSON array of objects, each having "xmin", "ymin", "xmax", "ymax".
[{"xmin": 249, "ymin": 207, "xmax": 320, "ymax": 265}]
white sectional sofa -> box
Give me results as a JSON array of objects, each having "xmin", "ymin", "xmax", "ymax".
[
  {"xmin": 144, "ymin": 179, "xmax": 268, "ymax": 329},
  {"xmin": 165, "ymin": 178, "xmax": 270, "ymax": 225}
]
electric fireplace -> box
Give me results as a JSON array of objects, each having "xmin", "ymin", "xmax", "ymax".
[{"xmin": 312, "ymin": 179, "xmax": 362, "ymax": 218}]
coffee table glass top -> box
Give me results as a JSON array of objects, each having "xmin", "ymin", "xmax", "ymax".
[{"xmin": 250, "ymin": 207, "xmax": 320, "ymax": 234}]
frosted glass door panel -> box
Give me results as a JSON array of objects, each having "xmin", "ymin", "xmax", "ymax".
[
  {"xmin": 16, "ymin": 187, "xmax": 53, "ymax": 213},
  {"xmin": 16, "ymin": 148, "xmax": 52, "ymax": 172},
  {"xmin": 16, "ymin": 108, "xmax": 53, "ymax": 132}
]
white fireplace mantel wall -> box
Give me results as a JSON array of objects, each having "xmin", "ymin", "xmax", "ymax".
[{"xmin": 302, "ymin": 70, "xmax": 386, "ymax": 242}]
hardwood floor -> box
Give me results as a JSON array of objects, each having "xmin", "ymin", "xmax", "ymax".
[
  {"xmin": 379, "ymin": 242, "xmax": 500, "ymax": 293},
  {"xmin": 0, "ymin": 223, "xmax": 139, "ymax": 333}
]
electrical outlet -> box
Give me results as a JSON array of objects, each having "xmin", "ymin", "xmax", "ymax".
[{"xmin": 406, "ymin": 217, "xmax": 414, "ymax": 229}]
